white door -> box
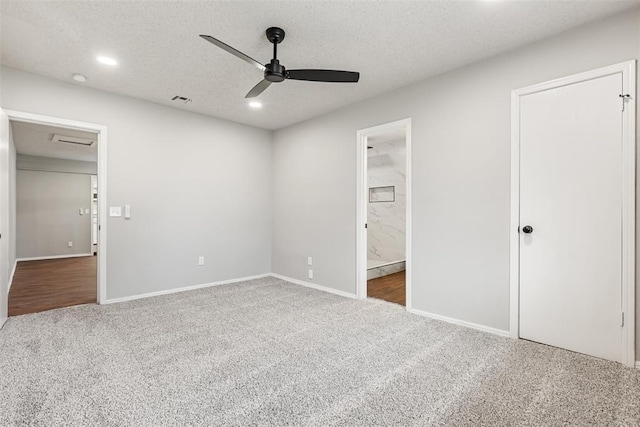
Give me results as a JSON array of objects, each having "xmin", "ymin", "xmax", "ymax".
[
  {"xmin": 519, "ymin": 72, "xmax": 623, "ymax": 363},
  {"xmin": 0, "ymin": 110, "xmax": 9, "ymax": 328}
]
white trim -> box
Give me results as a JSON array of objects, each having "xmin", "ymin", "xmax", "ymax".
[
  {"xmin": 509, "ymin": 61, "xmax": 636, "ymax": 367},
  {"xmin": 4, "ymin": 110, "xmax": 108, "ymax": 305},
  {"xmin": 356, "ymin": 127, "xmax": 367, "ymax": 299},
  {"xmin": 356, "ymin": 118, "xmax": 412, "ymax": 309},
  {"xmin": 406, "ymin": 122, "xmax": 412, "ymax": 311},
  {"xmin": 7, "ymin": 260, "xmax": 17, "ymax": 295},
  {"xmin": 509, "ymin": 86, "xmax": 521, "ymax": 341},
  {"xmin": 620, "ymin": 61, "xmax": 636, "ymax": 369},
  {"xmin": 408, "ymin": 308, "xmax": 510, "ymax": 338},
  {"xmin": 367, "ymin": 259, "xmax": 406, "ymax": 270},
  {"xmin": 16, "ymin": 253, "xmax": 93, "ymax": 262},
  {"xmin": 104, "ymin": 273, "xmax": 270, "ymax": 304},
  {"xmin": 635, "ymin": 361, "xmax": 640, "ymax": 370},
  {"xmin": 270, "ymin": 273, "xmax": 357, "ymax": 299}
]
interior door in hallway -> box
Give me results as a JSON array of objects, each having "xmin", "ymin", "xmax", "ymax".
[{"xmin": 518, "ymin": 72, "xmax": 623, "ymax": 363}]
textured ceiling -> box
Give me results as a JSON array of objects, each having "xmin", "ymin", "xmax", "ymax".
[
  {"xmin": 1, "ymin": 1, "xmax": 637, "ymax": 130},
  {"xmin": 11, "ymin": 121, "xmax": 98, "ymax": 162}
]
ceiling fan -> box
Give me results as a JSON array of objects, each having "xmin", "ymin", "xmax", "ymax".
[{"xmin": 200, "ymin": 27, "xmax": 360, "ymax": 99}]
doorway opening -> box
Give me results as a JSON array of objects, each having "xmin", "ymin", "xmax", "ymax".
[
  {"xmin": 357, "ymin": 119, "xmax": 411, "ymax": 308},
  {"xmin": 3, "ymin": 110, "xmax": 107, "ymax": 315}
]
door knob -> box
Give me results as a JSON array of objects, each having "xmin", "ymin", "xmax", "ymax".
[{"xmin": 522, "ymin": 225, "xmax": 533, "ymax": 234}]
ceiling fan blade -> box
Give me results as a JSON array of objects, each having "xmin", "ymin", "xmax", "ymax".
[
  {"xmin": 200, "ymin": 35, "xmax": 265, "ymax": 71},
  {"xmin": 245, "ymin": 79, "xmax": 272, "ymax": 98},
  {"xmin": 286, "ymin": 69, "xmax": 359, "ymax": 83}
]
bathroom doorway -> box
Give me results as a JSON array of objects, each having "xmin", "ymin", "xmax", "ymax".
[{"xmin": 356, "ymin": 119, "xmax": 411, "ymax": 308}]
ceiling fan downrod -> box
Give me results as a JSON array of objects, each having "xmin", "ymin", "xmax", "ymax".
[{"xmin": 265, "ymin": 27, "xmax": 286, "ymax": 82}]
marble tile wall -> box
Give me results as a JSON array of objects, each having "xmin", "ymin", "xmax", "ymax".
[{"xmin": 367, "ymin": 139, "xmax": 406, "ymax": 263}]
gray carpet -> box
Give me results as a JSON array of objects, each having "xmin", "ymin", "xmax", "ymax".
[{"xmin": 1, "ymin": 277, "xmax": 639, "ymax": 426}]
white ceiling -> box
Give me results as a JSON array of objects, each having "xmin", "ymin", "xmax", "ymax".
[
  {"xmin": 11, "ymin": 121, "xmax": 98, "ymax": 162},
  {"xmin": 1, "ymin": 1, "xmax": 637, "ymax": 130}
]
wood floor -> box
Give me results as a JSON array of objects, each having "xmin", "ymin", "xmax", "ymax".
[
  {"xmin": 367, "ymin": 270, "xmax": 406, "ymax": 306},
  {"xmin": 8, "ymin": 256, "xmax": 97, "ymax": 316}
]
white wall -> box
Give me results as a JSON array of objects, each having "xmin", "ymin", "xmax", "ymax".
[
  {"xmin": 367, "ymin": 139, "xmax": 406, "ymax": 263},
  {"xmin": 0, "ymin": 67, "xmax": 272, "ymax": 300},
  {"xmin": 272, "ymin": 9, "xmax": 640, "ymax": 344},
  {"xmin": 17, "ymin": 170, "xmax": 92, "ymax": 258}
]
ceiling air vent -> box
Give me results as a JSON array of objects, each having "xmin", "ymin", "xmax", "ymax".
[
  {"xmin": 171, "ymin": 95, "xmax": 192, "ymax": 104},
  {"xmin": 51, "ymin": 134, "xmax": 96, "ymax": 146}
]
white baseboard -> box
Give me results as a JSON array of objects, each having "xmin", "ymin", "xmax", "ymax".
[
  {"xmin": 270, "ymin": 273, "xmax": 357, "ymax": 299},
  {"xmin": 17, "ymin": 253, "xmax": 93, "ymax": 262},
  {"xmin": 103, "ymin": 273, "xmax": 270, "ymax": 305},
  {"xmin": 408, "ymin": 307, "xmax": 510, "ymax": 338},
  {"xmin": 7, "ymin": 260, "xmax": 17, "ymax": 295}
]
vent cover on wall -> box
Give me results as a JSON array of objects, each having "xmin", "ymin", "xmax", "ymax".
[{"xmin": 51, "ymin": 134, "xmax": 96, "ymax": 146}]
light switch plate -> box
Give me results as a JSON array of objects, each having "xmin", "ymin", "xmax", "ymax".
[
  {"xmin": 109, "ymin": 207, "xmax": 122, "ymax": 217},
  {"xmin": 307, "ymin": 256, "xmax": 313, "ymax": 266}
]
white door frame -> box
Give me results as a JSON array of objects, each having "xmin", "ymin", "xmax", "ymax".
[
  {"xmin": 510, "ymin": 60, "xmax": 636, "ymax": 367},
  {"xmin": 5, "ymin": 110, "xmax": 108, "ymax": 304},
  {"xmin": 356, "ymin": 118, "xmax": 412, "ymax": 309}
]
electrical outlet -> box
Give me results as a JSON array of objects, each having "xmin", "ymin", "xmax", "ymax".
[
  {"xmin": 198, "ymin": 256, "xmax": 205, "ymax": 266},
  {"xmin": 68, "ymin": 241, "xmax": 73, "ymax": 247},
  {"xmin": 307, "ymin": 256, "xmax": 313, "ymax": 266},
  {"xmin": 308, "ymin": 269, "xmax": 313, "ymax": 280}
]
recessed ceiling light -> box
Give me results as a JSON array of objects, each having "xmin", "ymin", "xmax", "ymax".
[
  {"xmin": 249, "ymin": 101, "xmax": 262, "ymax": 109},
  {"xmin": 72, "ymin": 73, "xmax": 87, "ymax": 82},
  {"xmin": 97, "ymin": 56, "xmax": 117, "ymax": 66}
]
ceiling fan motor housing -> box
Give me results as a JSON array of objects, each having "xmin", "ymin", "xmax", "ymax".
[{"xmin": 265, "ymin": 59, "xmax": 286, "ymax": 82}]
